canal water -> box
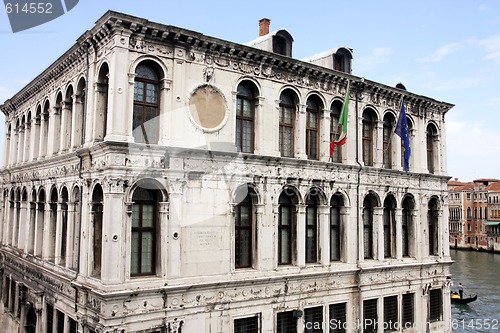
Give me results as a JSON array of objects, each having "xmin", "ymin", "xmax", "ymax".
[{"xmin": 450, "ymin": 249, "xmax": 500, "ymax": 332}]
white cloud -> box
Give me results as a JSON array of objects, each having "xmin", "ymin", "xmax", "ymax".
[
  {"xmin": 356, "ymin": 47, "xmax": 392, "ymax": 72},
  {"xmin": 420, "ymin": 42, "xmax": 462, "ymax": 63}
]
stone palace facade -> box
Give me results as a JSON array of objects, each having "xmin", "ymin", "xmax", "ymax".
[{"xmin": 0, "ymin": 11, "xmax": 453, "ymax": 333}]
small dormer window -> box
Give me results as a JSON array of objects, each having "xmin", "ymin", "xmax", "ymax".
[
  {"xmin": 333, "ymin": 47, "xmax": 352, "ymax": 73},
  {"xmin": 273, "ymin": 36, "xmax": 287, "ymax": 55},
  {"xmin": 272, "ymin": 31, "xmax": 293, "ymax": 57},
  {"xmin": 334, "ymin": 55, "xmax": 345, "ymax": 71}
]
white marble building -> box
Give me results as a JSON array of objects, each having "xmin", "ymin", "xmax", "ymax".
[{"xmin": 0, "ymin": 11, "xmax": 453, "ymax": 333}]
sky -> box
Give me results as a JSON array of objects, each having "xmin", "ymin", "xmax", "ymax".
[{"xmin": 1, "ymin": 0, "xmax": 500, "ymax": 182}]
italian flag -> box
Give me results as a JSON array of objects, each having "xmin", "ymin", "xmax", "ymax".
[{"xmin": 330, "ymin": 82, "xmax": 350, "ymax": 157}]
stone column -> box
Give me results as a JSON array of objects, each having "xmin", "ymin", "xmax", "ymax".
[
  {"xmin": 65, "ymin": 202, "xmax": 77, "ymax": 269},
  {"xmin": 70, "ymin": 94, "xmax": 84, "ymax": 149},
  {"xmin": 320, "ymin": 109, "xmax": 331, "ymax": 162},
  {"xmin": 158, "ymin": 201, "xmax": 169, "ymax": 279},
  {"xmin": 104, "ymin": 35, "xmax": 133, "ymax": 143},
  {"xmin": 47, "ymin": 106, "xmax": 61, "ymax": 156},
  {"xmin": 59, "ymin": 102, "xmax": 71, "ymax": 152},
  {"xmin": 156, "ymin": 78, "xmax": 171, "ymax": 146},
  {"xmin": 101, "ymin": 178, "xmax": 126, "ymax": 284},
  {"xmin": 11, "ymin": 200, "xmax": 19, "ymax": 246},
  {"xmin": 54, "ymin": 202, "xmax": 64, "ymax": 266},
  {"xmin": 319, "ymin": 205, "xmax": 330, "ymax": 265},
  {"xmin": 374, "ymin": 206, "xmax": 384, "ymax": 260},
  {"xmin": 3, "ymin": 125, "xmax": 10, "ymax": 167},
  {"xmin": 340, "ymin": 206, "xmax": 354, "ymax": 263},
  {"xmin": 23, "ymin": 121, "xmax": 31, "ymax": 162},
  {"xmin": 11, "ymin": 125, "xmax": 18, "ymax": 164},
  {"xmin": 29, "ymin": 116, "xmax": 40, "ymax": 161},
  {"xmin": 167, "ymin": 178, "xmax": 186, "ymax": 278},
  {"xmin": 253, "ymin": 97, "xmax": 266, "ymax": 155},
  {"xmin": 25, "ymin": 201, "xmax": 36, "ymax": 255},
  {"xmin": 255, "ymin": 203, "xmax": 271, "ymax": 270},
  {"xmin": 17, "ymin": 124, "xmax": 24, "ymax": 163},
  {"xmin": 296, "ymin": 203, "xmax": 306, "ymax": 267},
  {"xmin": 395, "ymin": 208, "xmax": 403, "ymax": 259},
  {"xmin": 18, "ymin": 200, "xmax": 28, "ymax": 251},
  {"xmin": 38, "ymin": 113, "xmax": 47, "ymax": 158},
  {"xmin": 374, "ymin": 121, "xmax": 383, "ymax": 168},
  {"xmin": 295, "ymin": 104, "xmax": 307, "ymax": 159}
]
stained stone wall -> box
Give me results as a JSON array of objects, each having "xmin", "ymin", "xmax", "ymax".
[{"xmin": 0, "ymin": 10, "xmax": 453, "ymax": 333}]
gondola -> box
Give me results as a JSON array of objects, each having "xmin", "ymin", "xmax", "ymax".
[{"xmin": 450, "ymin": 292, "xmax": 477, "ymax": 304}]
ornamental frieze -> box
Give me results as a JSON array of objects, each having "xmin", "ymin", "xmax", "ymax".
[{"xmin": 4, "ymin": 256, "xmax": 73, "ymax": 296}]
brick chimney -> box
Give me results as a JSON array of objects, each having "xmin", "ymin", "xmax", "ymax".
[{"xmin": 259, "ymin": 18, "xmax": 271, "ymax": 36}]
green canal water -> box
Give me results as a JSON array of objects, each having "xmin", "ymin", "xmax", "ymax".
[{"xmin": 450, "ymin": 249, "xmax": 500, "ymax": 332}]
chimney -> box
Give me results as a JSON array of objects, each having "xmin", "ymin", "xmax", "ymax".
[{"xmin": 259, "ymin": 18, "xmax": 270, "ymax": 36}]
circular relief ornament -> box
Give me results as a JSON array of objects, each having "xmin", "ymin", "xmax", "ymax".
[{"xmin": 188, "ymin": 84, "xmax": 228, "ymax": 132}]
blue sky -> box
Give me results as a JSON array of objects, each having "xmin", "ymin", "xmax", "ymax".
[{"xmin": 1, "ymin": 0, "xmax": 500, "ymax": 182}]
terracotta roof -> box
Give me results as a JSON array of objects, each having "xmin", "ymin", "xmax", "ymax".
[{"xmin": 486, "ymin": 182, "xmax": 500, "ymax": 191}]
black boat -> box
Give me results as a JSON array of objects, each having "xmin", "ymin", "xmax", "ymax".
[{"xmin": 451, "ymin": 292, "xmax": 477, "ymax": 304}]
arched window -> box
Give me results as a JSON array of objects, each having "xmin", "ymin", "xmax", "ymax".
[
  {"xmin": 48, "ymin": 188, "xmax": 58, "ymax": 262},
  {"xmin": 383, "ymin": 113, "xmax": 395, "ymax": 169},
  {"xmin": 234, "ymin": 186, "xmax": 257, "ymax": 268},
  {"xmin": 236, "ymin": 82, "xmax": 256, "ymax": 153},
  {"xmin": 41, "ymin": 101, "xmax": 50, "ymax": 158},
  {"xmin": 91, "ymin": 184, "xmax": 103, "ymax": 277},
  {"xmin": 62, "ymin": 86, "xmax": 74, "ymax": 151},
  {"xmin": 363, "ymin": 194, "xmax": 376, "ymax": 259},
  {"xmin": 24, "ymin": 112, "xmax": 31, "ymax": 162},
  {"xmin": 306, "ymin": 96, "xmax": 322, "ymax": 160},
  {"xmin": 59, "ymin": 187, "xmax": 68, "ymax": 266},
  {"xmin": 278, "ymin": 188, "xmax": 298, "ymax": 265},
  {"xmin": 131, "ymin": 187, "xmax": 159, "ymax": 276},
  {"xmin": 95, "ymin": 63, "xmax": 109, "ymax": 141},
  {"xmin": 402, "ymin": 196, "xmax": 414, "ymax": 257},
  {"xmin": 279, "ymin": 91, "xmax": 296, "ymax": 157},
  {"xmin": 330, "ymin": 101, "xmax": 342, "ymax": 163},
  {"xmin": 133, "ymin": 62, "xmax": 161, "ymax": 144},
  {"xmin": 467, "ymin": 207, "xmax": 471, "ymax": 220},
  {"xmin": 14, "ymin": 188, "xmax": 21, "ymax": 247},
  {"xmin": 383, "ymin": 196, "xmax": 396, "ymax": 258},
  {"xmin": 426, "ymin": 124, "xmax": 438, "ymax": 173},
  {"xmin": 428, "ymin": 197, "xmax": 439, "ymax": 256},
  {"xmin": 305, "ymin": 191, "xmax": 319, "ymax": 263},
  {"xmin": 33, "ymin": 105, "xmax": 41, "ymax": 159},
  {"xmin": 330, "ymin": 193, "xmax": 343, "ymax": 261},
  {"xmin": 69, "ymin": 186, "xmax": 80, "ymax": 270},
  {"xmin": 27, "ymin": 189, "xmax": 36, "ymax": 255},
  {"xmin": 53, "ymin": 92, "xmax": 63, "ymax": 155},
  {"xmin": 75, "ymin": 78, "xmax": 86, "ymax": 147},
  {"xmin": 362, "ymin": 110, "xmax": 376, "ymax": 166}
]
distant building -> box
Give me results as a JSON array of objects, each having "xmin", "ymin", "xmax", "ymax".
[
  {"xmin": 0, "ymin": 11, "xmax": 454, "ymax": 333},
  {"xmin": 448, "ymin": 178, "xmax": 500, "ymax": 251}
]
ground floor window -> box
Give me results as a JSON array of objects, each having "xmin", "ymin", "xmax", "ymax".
[
  {"xmin": 304, "ymin": 306, "xmax": 323, "ymax": 333},
  {"xmin": 429, "ymin": 289, "xmax": 442, "ymax": 322},
  {"xmin": 402, "ymin": 293, "xmax": 414, "ymax": 327},
  {"xmin": 363, "ymin": 299, "xmax": 378, "ymax": 333},
  {"xmin": 277, "ymin": 311, "xmax": 298, "ymax": 333},
  {"xmin": 383, "ymin": 296, "xmax": 398, "ymax": 332},
  {"xmin": 234, "ymin": 315, "xmax": 260, "ymax": 333},
  {"xmin": 329, "ymin": 303, "xmax": 346, "ymax": 333}
]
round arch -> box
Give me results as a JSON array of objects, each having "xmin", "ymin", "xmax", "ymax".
[{"xmin": 127, "ymin": 178, "xmax": 169, "ymax": 203}]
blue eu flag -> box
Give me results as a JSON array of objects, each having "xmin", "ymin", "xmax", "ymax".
[{"xmin": 395, "ymin": 99, "xmax": 411, "ymax": 173}]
